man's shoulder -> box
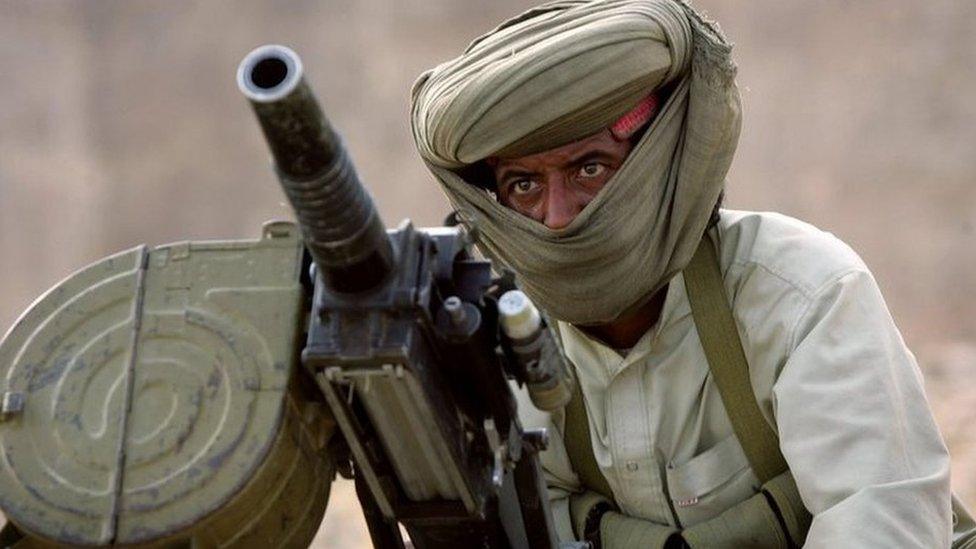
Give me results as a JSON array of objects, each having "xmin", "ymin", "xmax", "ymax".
[{"xmin": 717, "ymin": 209, "xmax": 868, "ymax": 300}]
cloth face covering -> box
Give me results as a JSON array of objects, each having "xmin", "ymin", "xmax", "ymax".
[{"xmin": 411, "ymin": 0, "xmax": 741, "ymax": 325}]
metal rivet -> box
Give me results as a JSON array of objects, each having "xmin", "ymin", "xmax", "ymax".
[
  {"xmin": 444, "ymin": 296, "xmax": 467, "ymax": 327},
  {"xmin": 1, "ymin": 392, "xmax": 25, "ymax": 418},
  {"xmin": 626, "ymin": 461, "xmax": 639, "ymax": 472}
]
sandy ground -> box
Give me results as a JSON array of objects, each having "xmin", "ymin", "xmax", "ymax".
[
  {"xmin": 923, "ymin": 343, "xmax": 976, "ymax": 507},
  {"xmin": 310, "ymin": 480, "xmax": 372, "ymax": 548},
  {"xmin": 0, "ymin": 482, "xmax": 371, "ymax": 546}
]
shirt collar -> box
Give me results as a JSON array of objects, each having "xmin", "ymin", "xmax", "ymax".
[{"xmin": 558, "ymin": 272, "xmax": 693, "ymax": 381}]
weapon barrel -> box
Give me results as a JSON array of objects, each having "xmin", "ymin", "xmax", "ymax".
[{"xmin": 237, "ymin": 45, "xmax": 393, "ymax": 293}]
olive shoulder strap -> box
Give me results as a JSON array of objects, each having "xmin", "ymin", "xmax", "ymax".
[
  {"xmin": 560, "ymin": 230, "xmax": 788, "ymax": 498},
  {"xmin": 683, "ymin": 231, "xmax": 788, "ymax": 484},
  {"xmin": 560, "ymin": 333, "xmax": 615, "ymax": 502}
]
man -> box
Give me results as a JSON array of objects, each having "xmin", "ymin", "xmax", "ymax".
[{"xmin": 411, "ymin": 1, "xmax": 975, "ymax": 547}]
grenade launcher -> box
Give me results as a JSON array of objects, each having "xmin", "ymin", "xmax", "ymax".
[{"xmin": 237, "ymin": 45, "xmax": 573, "ymax": 549}]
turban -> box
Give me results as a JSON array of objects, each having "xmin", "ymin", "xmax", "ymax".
[{"xmin": 411, "ymin": 0, "xmax": 741, "ymax": 325}]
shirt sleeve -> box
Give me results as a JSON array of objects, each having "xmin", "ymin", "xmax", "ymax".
[{"xmin": 773, "ymin": 268, "xmax": 952, "ymax": 547}]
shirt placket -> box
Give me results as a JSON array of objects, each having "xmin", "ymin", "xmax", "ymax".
[{"xmin": 604, "ymin": 354, "xmax": 673, "ymax": 525}]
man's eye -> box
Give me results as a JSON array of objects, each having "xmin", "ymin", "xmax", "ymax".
[
  {"xmin": 510, "ymin": 180, "xmax": 538, "ymax": 195},
  {"xmin": 578, "ymin": 163, "xmax": 606, "ymax": 178}
]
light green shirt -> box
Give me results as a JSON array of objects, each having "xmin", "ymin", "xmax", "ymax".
[{"xmin": 515, "ymin": 210, "xmax": 953, "ymax": 546}]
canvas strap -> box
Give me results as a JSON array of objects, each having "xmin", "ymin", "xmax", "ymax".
[
  {"xmin": 564, "ymin": 371, "xmax": 615, "ymax": 502},
  {"xmin": 682, "ymin": 231, "xmax": 789, "ymax": 484},
  {"xmin": 563, "ymin": 231, "xmax": 787, "ymax": 496},
  {"xmin": 564, "ymin": 233, "xmax": 788, "ymax": 492},
  {"xmin": 562, "ymin": 231, "xmax": 809, "ymax": 546}
]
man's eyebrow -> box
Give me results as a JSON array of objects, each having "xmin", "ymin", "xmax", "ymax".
[
  {"xmin": 494, "ymin": 146, "xmax": 621, "ymax": 183},
  {"xmin": 567, "ymin": 149, "xmax": 618, "ymax": 166},
  {"xmin": 495, "ymin": 166, "xmax": 538, "ymax": 183}
]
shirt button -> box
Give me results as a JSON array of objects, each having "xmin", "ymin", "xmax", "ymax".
[{"xmin": 626, "ymin": 461, "xmax": 639, "ymax": 472}]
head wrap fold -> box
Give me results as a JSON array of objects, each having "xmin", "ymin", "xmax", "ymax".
[{"xmin": 411, "ymin": 0, "xmax": 741, "ymax": 325}]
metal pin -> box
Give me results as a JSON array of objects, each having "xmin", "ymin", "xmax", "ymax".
[
  {"xmin": 1, "ymin": 392, "xmax": 25, "ymax": 419},
  {"xmin": 483, "ymin": 418, "xmax": 506, "ymax": 488},
  {"xmin": 443, "ymin": 296, "xmax": 467, "ymax": 327}
]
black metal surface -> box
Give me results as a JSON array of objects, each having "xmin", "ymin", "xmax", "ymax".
[
  {"xmin": 305, "ymin": 222, "xmax": 557, "ymax": 548},
  {"xmin": 305, "ymin": 224, "xmax": 496, "ymax": 521},
  {"xmin": 356, "ymin": 471, "xmax": 408, "ymax": 549},
  {"xmin": 514, "ymin": 435, "xmax": 560, "ymax": 549}
]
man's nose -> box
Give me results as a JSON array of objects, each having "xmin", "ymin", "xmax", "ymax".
[{"xmin": 543, "ymin": 177, "xmax": 583, "ymax": 230}]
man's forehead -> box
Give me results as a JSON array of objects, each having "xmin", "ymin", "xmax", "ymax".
[
  {"xmin": 491, "ymin": 130, "xmax": 624, "ymax": 171},
  {"xmin": 488, "ymin": 93, "xmax": 658, "ymax": 171}
]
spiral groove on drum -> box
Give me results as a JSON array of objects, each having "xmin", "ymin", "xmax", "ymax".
[
  {"xmin": 0, "ymin": 224, "xmax": 331, "ymax": 547},
  {"xmin": 119, "ymin": 308, "xmax": 268, "ymax": 518},
  {"xmin": 0, "ymin": 247, "xmax": 145, "ymax": 544}
]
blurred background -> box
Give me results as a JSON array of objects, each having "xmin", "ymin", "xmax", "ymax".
[{"xmin": 1, "ymin": 1, "xmax": 973, "ymax": 546}]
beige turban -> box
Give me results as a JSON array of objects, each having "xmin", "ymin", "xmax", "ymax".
[{"xmin": 411, "ymin": 0, "xmax": 741, "ymax": 325}]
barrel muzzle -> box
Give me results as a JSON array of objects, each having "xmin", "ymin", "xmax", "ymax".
[{"xmin": 238, "ymin": 45, "xmax": 393, "ymax": 294}]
